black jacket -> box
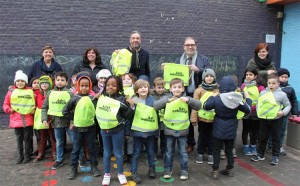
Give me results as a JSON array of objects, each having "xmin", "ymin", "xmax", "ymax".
[
  {"xmin": 72, "ymin": 62, "xmax": 106, "ymax": 86},
  {"xmin": 127, "ymin": 47, "xmax": 150, "ymax": 79},
  {"xmin": 280, "ymin": 82, "xmax": 298, "ymax": 115}
]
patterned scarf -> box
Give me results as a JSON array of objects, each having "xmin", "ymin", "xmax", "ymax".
[{"xmin": 200, "ymin": 81, "xmax": 219, "ymax": 91}]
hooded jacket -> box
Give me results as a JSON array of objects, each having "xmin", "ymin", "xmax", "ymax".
[{"xmin": 280, "ymin": 82, "xmax": 298, "ymax": 115}]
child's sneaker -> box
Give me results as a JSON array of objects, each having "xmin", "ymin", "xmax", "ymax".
[
  {"xmin": 79, "ymin": 159, "xmax": 88, "ymax": 168},
  {"xmin": 210, "ymin": 170, "xmax": 219, "ymax": 180},
  {"xmin": 180, "ymin": 171, "xmax": 189, "ymax": 180},
  {"xmin": 221, "ymin": 169, "xmax": 234, "ymax": 177},
  {"xmin": 250, "ymin": 145, "xmax": 257, "ymax": 156},
  {"xmin": 131, "ymin": 172, "xmax": 141, "ymax": 183},
  {"xmin": 102, "ymin": 174, "xmax": 111, "ymax": 185},
  {"xmin": 233, "ymin": 148, "xmax": 237, "ymax": 158},
  {"xmin": 220, "ymin": 150, "xmax": 226, "ymax": 160},
  {"xmin": 280, "ymin": 147, "xmax": 287, "ymax": 156},
  {"xmin": 251, "ymin": 155, "xmax": 265, "ymax": 162},
  {"xmin": 207, "ymin": 155, "xmax": 213, "ymax": 165},
  {"xmin": 196, "ymin": 154, "xmax": 203, "ymax": 164},
  {"xmin": 163, "ymin": 171, "xmax": 172, "ymax": 179},
  {"xmin": 118, "ymin": 174, "xmax": 127, "ymax": 185},
  {"xmin": 52, "ymin": 161, "xmax": 64, "ymax": 170},
  {"xmin": 243, "ymin": 145, "xmax": 252, "ymax": 156},
  {"xmin": 270, "ymin": 156, "xmax": 279, "ymax": 165}
]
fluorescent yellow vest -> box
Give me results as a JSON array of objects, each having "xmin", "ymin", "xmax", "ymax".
[
  {"xmin": 96, "ymin": 96, "xmax": 120, "ymax": 129},
  {"xmin": 34, "ymin": 108, "xmax": 49, "ymax": 130},
  {"xmin": 48, "ymin": 91, "xmax": 71, "ymax": 116},
  {"xmin": 198, "ymin": 91, "xmax": 215, "ymax": 120},
  {"xmin": 110, "ymin": 49, "xmax": 132, "ymax": 76},
  {"xmin": 132, "ymin": 103, "xmax": 158, "ymax": 132},
  {"xmin": 163, "ymin": 99, "xmax": 189, "ymax": 130},
  {"xmin": 244, "ymin": 86, "xmax": 259, "ymax": 107},
  {"xmin": 257, "ymin": 92, "xmax": 280, "ymax": 119},
  {"xmin": 74, "ymin": 97, "xmax": 95, "ymax": 127},
  {"xmin": 164, "ymin": 63, "xmax": 189, "ymax": 89},
  {"xmin": 11, "ymin": 89, "xmax": 35, "ymax": 115},
  {"xmin": 124, "ymin": 87, "xmax": 135, "ymax": 98}
]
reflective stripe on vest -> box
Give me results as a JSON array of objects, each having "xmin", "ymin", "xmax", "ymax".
[
  {"xmin": 164, "ymin": 63, "xmax": 189, "ymax": 90},
  {"xmin": 48, "ymin": 91, "xmax": 71, "ymax": 116},
  {"xmin": 96, "ymin": 96, "xmax": 120, "ymax": 129},
  {"xmin": 257, "ymin": 92, "xmax": 280, "ymax": 119},
  {"xmin": 11, "ymin": 89, "xmax": 35, "ymax": 115},
  {"xmin": 34, "ymin": 108, "xmax": 49, "ymax": 130},
  {"xmin": 124, "ymin": 87, "xmax": 135, "ymax": 98},
  {"xmin": 244, "ymin": 85, "xmax": 259, "ymax": 107},
  {"xmin": 132, "ymin": 103, "xmax": 158, "ymax": 132},
  {"xmin": 110, "ymin": 49, "xmax": 132, "ymax": 76},
  {"xmin": 163, "ymin": 99, "xmax": 189, "ymax": 130},
  {"xmin": 198, "ymin": 91, "xmax": 215, "ymax": 120},
  {"xmin": 74, "ymin": 96, "xmax": 95, "ymax": 127}
]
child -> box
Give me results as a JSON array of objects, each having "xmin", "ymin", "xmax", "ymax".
[
  {"xmin": 94, "ymin": 69, "xmax": 112, "ymax": 94},
  {"xmin": 122, "ymin": 73, "xmax": 136, "ymax": 98},
  {"xmin": 204, "ymin": 76, "xmax": 252, "ymax": 179},
  {"xmin": 69, "ymin": 74, "xmax": 77, "ymax": 92},
  {"xmin": 153, "ymin": 78, "xmax": 201, "ymax": 180},
  {"xmin": 42, "ymin": 72, "xmax": 74, "ymax": 170},
  {"xmin": 3, "ymin": 70, "xmax": 35, "ymax": 164},
  {"xmin": 241, "ymin": 67, "xmax": 265, "ymax": 156},
  {"xmin": 276, "ymin": 68, "xmax": 298, "ymax": 155},
  {"xmin": 151, "ymin": 77, "xmax": 167, "ymax": 159},
  {"xmin": 190, "ymin": 69, "xmax": 219, "ymax": 165},
  {"xmin": 130, "ymin": 79, "xmax": 158, "ymax": 183},
  {"xmin": 63, "ymin": 75, "xmax": 100, "ymax": 180},
  {"xmin": 33, "ymin": 76, "xmax": 56, "ymax": 163},
  {"xmin": 251, "ymin": 73, "xmax": 291, "ymax": 165},
  {"xmin": 96, "ymin": 76, "xmax": 135, "ymax": 185},
  {"xmin": 30, "ymin": 77, "xmax": 40, "ymax": 91}
]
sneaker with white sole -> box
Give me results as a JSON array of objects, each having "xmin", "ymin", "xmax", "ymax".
[
  {"xmin": 251, "ymin": 155, "xmax": 265, "ymax": 162},
  {"xmin": 207, "ymin": 155, "xmax": 213, "ymax": 165},
  {"xmin": 180, "ymin": 171, "xmax": 188, "ymax": 180},
  {"xmin": 270, "ymin": 156, "xmax": 279, "ymax": 165},
  {"xmin": 102, "ymin": 174, "xmax": 111, "ymax": 185},
  {"xmin": 163, "ymin": 171, "xmax": 172, "ymax": 179},
  {"xmin": 196, "ymin": 154, "xmax": 203, "ymax": 164},
  {"xmin": 118, "ymin": 174, "xmax": 127, "ymax": 185}
]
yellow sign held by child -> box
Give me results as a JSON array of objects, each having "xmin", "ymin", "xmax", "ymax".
[{"xmin": 163, "ymin": 63, "xmax": 189, "ymax": 89}]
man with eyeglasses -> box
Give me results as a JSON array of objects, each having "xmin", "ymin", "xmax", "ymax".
[{"xmin": 176, "ymin": 37, "xmax": 210, "ymax": 154}]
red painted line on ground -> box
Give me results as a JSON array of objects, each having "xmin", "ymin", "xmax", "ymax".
[
  {"xmin": 236, "ymin": 158, "xmax": 285, "ymax": 186},
  {"xmin": 43, "ymin": 170, "xmax": 57, "ymax": 176},
  {"xmin": 41, "ymin": 179, "xmax": 57, "ymax": 186},
  {"xmin": 44, "ymin": 162, "xmax": 54, "ymax": 167}
]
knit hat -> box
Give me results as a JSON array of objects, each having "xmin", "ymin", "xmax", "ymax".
[
  {"xmin": 96, "ymin": 69, "xmax": 112, "ymax": 80},
  {"xmin": 277, "ymin": 68, "xmax": 290, "ymax": 77},
  {"xmin": 38, "ymin": 75, "xmax": 53, "ymax": 92},
  {"xmin": 202, "ymin": 68, "xmax": 216, "ymax": 80},
  {"xmin": 14, "ymin": 70, "xmax": 28, "ymax": 84},
  {"xmin": 76, "ymin": 75, "xmax": 92, "ymax": 94},
  {"xmin": 219, "ymin": 76, "xmax": 237, "ymax": 93}
]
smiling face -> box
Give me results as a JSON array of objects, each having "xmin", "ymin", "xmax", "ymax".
[
  {"xmin": 136, "ymin": 85, "xmax": 149, "ymax": 99},
  {"xmin": 55, "ymin": 76, "xmax": 67, "ymax": 88},
  {"xmin": 130, "ymin": 33, "xmax": 141, "ymax": 49},
  {"xmin": 87, "ymin": 49, "xmax": 96, "ymax": 63},
  {"xmin": 170, "ymin": 82, "xmax": 184, "ymax": 97},
  {"xmin": 79, "ymin": 78, "xmax": 90, "ymax": 94},
  {"xmin": 204, "ymin": 75, "xmax": 215, "ymax": 84},
  {"xmin": 122, "ymin": 75, "xmax": 133, "ymax": 87},
  {"xmin": 15, "ymin": 80, "xmax": 26, "ymax": 89},
  {"xmin": 106, "ymin": 78, "xmax": 118, "ymax": 95},
  {"xmin": 257, "ymin": 47, "xmax": 269, "ymax": 60},
  {"xmin": 154, "ymin": 85, "xmax": 165, "ymax": 95},
  {"xmin": 183, "ymin": 38, "xmax": 197, "ymax": 57},
  {"xmin": 32, "ymin": 79, "xmax": 39, "ymax": 90},
  {"xmin": 42, "ymin": 49, "xmax": 54, "ymax": 62},
  {"xmin": 98, "ymin": 77, "xmax": 107, "ymax": 85}
]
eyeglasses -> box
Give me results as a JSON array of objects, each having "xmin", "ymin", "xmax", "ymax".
[{"xmin": 184, "ymin": 44, "xmax": 196, "ymax": 47}]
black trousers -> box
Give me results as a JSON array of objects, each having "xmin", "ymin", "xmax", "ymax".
[
  {"xmin": 186, "ymin": 92, "xmax": 196, "ymax": 146},
  {"xmin": 197, "ymin": 121, "xmax": 213, "ymax": 155},
  {"xmin": 15, "ymin": 127, "xmax": 33, "ymax": 159},
  {"xmin": 242, "ymin": 119, "xmax": 260, "ymax": 145},
  {"xmin": 257, "ymin": 118, "xmax": 281, "ymax": 157},
  {"xmin": 212, "ymin": 137, "xmax": 234, "ymax": 170}
]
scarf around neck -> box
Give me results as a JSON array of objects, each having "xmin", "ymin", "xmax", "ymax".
[
  {"xmin": 254, "ymin": 54, "xmax": 272, "ymax": 70},
  {"xmin": 244, "ymin": 80, "xmax": 257, "ymax": 87},
  {"xmin": 200, "ymin": 81, "xmax": 218, "ymax": 91},
  {"xmin": 128, "ymin": 46, "xmax": 141, "ymax": 70}
]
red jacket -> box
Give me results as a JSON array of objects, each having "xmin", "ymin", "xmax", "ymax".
[
  {"xmin": 2, "ymin": 86, "xmax": 34, "ymax": 128},
  {"xmin": 34, "ymin": 89, "xmax": 46, "ymax": 109}
]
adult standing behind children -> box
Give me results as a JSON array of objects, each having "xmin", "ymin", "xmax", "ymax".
[
  {"xmin": 72, "ymin": 47, "xmax": 107, "ymax": 87},
  {"xmin": 28, "ymin": 46, "xmax": 63, "ymax": 82},
  {"xmin": 246, "ymin": 43, "xmax": 276, "ymax": 87}
]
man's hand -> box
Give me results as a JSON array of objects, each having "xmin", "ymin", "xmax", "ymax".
[{"xmin": 188, "ymin": 64, "xmax": 200, "ymax": 72}]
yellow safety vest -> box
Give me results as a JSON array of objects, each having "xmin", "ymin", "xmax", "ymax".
[
  {"xmin": 198, "ymin": 91, "xmax": 215, "ymax": 120},
  {"xmin": 132, "ymin": 103, "xmax": 158, "ymax": 132},
  {"xmin": 164, "ymin": 63, "xmax": 189, "ymax": 90},
  {"xmin": 257, "ymin": 92, "xmax": 280, "ymax": 119},
  {"xmin": 110, "ymin": 49, "xmax": 132, "ymax": 76},
  {"xmin": 244, "ymin": 85, "xmax": 259, "ymax": 107},
  {"xmin": 96, "ymin": 95, "xmax": 120, "ymax": 129},
  {"xmin": 74, "ymin": 96, "xmax": 95, "ymax": 127},
  {"xmin": 163, "ymin": 99, "xmax": 189, "ymax": 130},
  {"xmin": 10, "ymin": 89, "xmax": 35, "ymax": 115},
  {"xmin": 34, "ymin": 108, "xmax": 49, "ymax": 130},
  {"xmin": 124, "ymin": 86, "xmax": 135, "ymax": 98},
  {"xmin": 48, "ymin": 91, "xmax": 71, "ymax": 116}
]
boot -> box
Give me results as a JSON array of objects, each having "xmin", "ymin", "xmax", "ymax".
[
  {"xmin": 16, "ymin": 155, "xmax": 24, "ymax": 164},
  {"xmin": 16, "ymin": 142, "xmax": 24, "ymax": 164},
  {"xmin": 148, "ymin": 168, "xmax": 156, "ymax": 178},
  {"xmin": 67, "ymin": 165, "xmax": 78, "ymax": 180},
  {"xmin": 23, "ymin": 138, "xmax": 32, "ymax": 163},
  {"xmin": 210, "ymin": 170, "xmax": 219, "ymax": 180},
  {"xmin": 91, "ymin": 164, "xmax": 101, "ymax": 177}
]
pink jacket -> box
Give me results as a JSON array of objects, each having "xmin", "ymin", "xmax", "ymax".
[{"xmin": 2, "ymin": 86, "xmax": 34, "ymax": 128}]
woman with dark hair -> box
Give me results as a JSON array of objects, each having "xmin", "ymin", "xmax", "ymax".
[
  {"xmin": 246, "ymin": 43, "xmax": 276, "ymax": 87},
  {"xmin": 28, "ymin": 46, "xmax": 63, "ymax": 82},
  {"xmin": 72, "ymin": 47, "xmax": 107, "ymax": 87}
]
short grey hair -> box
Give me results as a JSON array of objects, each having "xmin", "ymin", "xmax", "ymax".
[
  {"xmin": 130, "ymin": 31, "xmax": 141, "ymax": 38},
  {"xmin": 184, "ymin": 37, "xmax": 197, "ymax": 45}
]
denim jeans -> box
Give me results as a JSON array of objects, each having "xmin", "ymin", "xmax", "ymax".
[
  {"xmin": 164, "ymin": 135, "xmax": 188, "ymax": 172},
  {"xmin": 70, "ymin": 129, "xmax": 98, "ymax": 166},
  {"xmin": 212, "ymin": 137, "xmax": 234, "ymax": 170},
  {"xmin": 101, "ymin": 129, "xmax": 124, "ymax": 174},
  {"xmin": 131, "ymin": 136, "xmax": 155, "ymax": 173},
  {"xmin": 54, "ymin": 127, "xmax": 73, "ymax": 162}
]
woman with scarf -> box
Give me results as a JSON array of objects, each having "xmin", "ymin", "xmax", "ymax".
[
  {"xmin": 246, "ymin": 43, "xmax": 276, "ymax": 87},
  {"xmin": 28, "ymin": 46, "xmax": 63, "ymax": 82}
]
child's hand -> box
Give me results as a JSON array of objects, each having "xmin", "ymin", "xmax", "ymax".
[
  {"xmin": 10, "ymin": 108, "xmax": 15, "ymax": 114},
  {"xmin": 213, "ymin": 92, "xmax": 219, "ymax": 97},
  {"xmin": 94, "ymin": 92, "xmax": 101, "ymax": 99},
  {"xmin": 179, "ymin": 97, "xmax": 189, "ymax": 103},
  {"xmin": 126, "ymin": 98, "xmax": 135, "ymax": 109},
  {"xmin": 43, "ymin": 121, "xmax": 49, "ymax": 127},
  {"xmin": 69, "ymin": 124, "xmax": 74, "ymax": 130},
  {"xmin": 30, "ymin": 108, "xmax": 36, "ymax": 115},
  {"xmin": 277, "ymin": 111, "xmax": 284, "ymax": 117},
  {"xmin": 168, "ymin": 96, "xmax": 177, "ymax": 103}
]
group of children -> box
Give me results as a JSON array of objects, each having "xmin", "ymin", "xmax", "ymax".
[{"xmin": 2, "ymin": 65, "xmax": 296, "ymax": 184}]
